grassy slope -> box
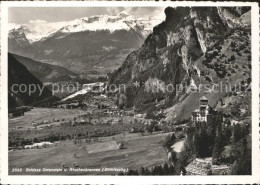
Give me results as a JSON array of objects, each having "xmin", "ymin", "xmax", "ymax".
[
  {"xmin": 165, "ymin": 92, "xmax": 225, "ymax": 122},
  {"xmin": 9, "ymin": 132, "xmax": 171, "ymax": 175}
]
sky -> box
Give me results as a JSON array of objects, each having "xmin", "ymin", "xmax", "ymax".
[{"xmin": 9, "ymin": 7, "xmax": 165, "ymax": 24}]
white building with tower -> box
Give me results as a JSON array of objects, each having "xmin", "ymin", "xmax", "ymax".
[
  {"xmin": 191, "ymin": 96, "xmax": 210, "ymax": 122},
  {"xmin": 191, "ymin": 96, "xmax": 223, "ymax": 124}
]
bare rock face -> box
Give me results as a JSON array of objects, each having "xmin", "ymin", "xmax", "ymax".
[
  {"xmin": 217, "ymin": 7, "xmax": 251, "ymax": 28},
  {"xmin": 181, "ymin": 24, "xmax": 203, "ymax": 71},
  {"xmin": 108, "ymin": 6, "xmax": 251, "ymax": 116},
  {"xmin": 8, "ymin": 28, "xmax": 33, "ymax": 57},
  {"xmin": 191, "ymin": 7, "xmax": 228, "ymax": 53}
]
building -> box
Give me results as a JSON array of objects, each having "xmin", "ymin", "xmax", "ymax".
[
  {"xmin": 185, "ymin": 157, "xmax": 212, "ymax": 175},
  {"xmin": 191, "ymin": 96, "xmax": 223, "ymax": 124},
  {"xmin": 185, "ymin": 157, "xmax": 230, "ymax": 175},
  {"xmin": 191, "ymin": 96, "xmax": 210, "ymax": 122}
]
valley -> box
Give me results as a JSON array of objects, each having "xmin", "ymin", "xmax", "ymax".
[{"xmin": 8, "ymin": 6, "xmax": 252, "ymax": 176}]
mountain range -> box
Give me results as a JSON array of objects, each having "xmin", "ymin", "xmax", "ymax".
[{"xmin": 8, "ymin": 11, "xmax": 163, "ymax": 77}]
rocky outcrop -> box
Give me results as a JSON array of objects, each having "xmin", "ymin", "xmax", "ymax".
[
  {"xmin": 191, "ymin": 7, "xmax": 228, "ymax": 53},
  {"xmin": 8, "ymin": 28, "xmax": 33, "ymax": 57},
  {"xmin": 217, "ymin": 7, "xmax": 251, "ymax": 28},
  {"xmin": 107, "ymin": 6, "xmax": 251, "ymax": 117}
]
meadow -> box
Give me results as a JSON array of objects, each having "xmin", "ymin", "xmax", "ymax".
[{"xmin": 9, "ymin": 131, "xmax": 172, "ymax": 175}]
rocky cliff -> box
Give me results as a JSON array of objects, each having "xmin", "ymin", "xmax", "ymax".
[
  {"xmin": 8, "ymin": 27, "xmax": 33, "ymax": 57},
  {"xmin": 108, "ymin": 7, "xmax": 251, "ymax": 121}
]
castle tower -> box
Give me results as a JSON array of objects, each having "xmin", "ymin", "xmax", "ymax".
[
  {"xmin": 199, "ymin": 96, "xmax": 208, "ymax": 112},
  {"xmin": 199, "ymin": 96, "xmax": 208, "ymax": 122}
]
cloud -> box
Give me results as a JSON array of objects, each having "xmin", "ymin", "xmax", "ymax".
[
  {"xmin": 105, "ymin": 7, "xmax": 166, "ymax": 19},
  {"xmin": 29, "ymin": 19, "xmax": 47, "ymax": 24},
  {"xmin": 9, "ymin": 23, "xmax": 20, "ymax": 30},
  {"xmin": 27, "ymin": 21, "xmax": 67, "ymax": 38},
  {"xmin": 105, "ymin": 7, "xmax": 125, "ymax": 15}
]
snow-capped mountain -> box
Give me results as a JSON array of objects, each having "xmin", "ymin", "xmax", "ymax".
[
  {"xmin": 57, "ymin": 11, "xmax": 162, "ymax": 37},
  {"xmin": 9, "ymin": 11, "xmax": 163, "ymax": 43},
  {"xmin": 9, "ymin": 26, "xmax": 30, "ymax": 45},
  {"xmin": 9, "ymin": 24, "xmax": 58, "ymax": 43},
  {"xmin": 8, "ymin": 26, "xmax": 33, "ymax": 57},
  {"xmin": 8, "ymin": 11, "xmax": 164, "ymax": 77}
]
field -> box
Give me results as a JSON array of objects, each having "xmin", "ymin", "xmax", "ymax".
[
  {"xmin": 8, "ymin": 107, "xmax": 149, "ymax": 144},
  {"xmin": 9, "ymin": 108, "xmax": 89, "ymax": 131},
  {"xmin": 8, "ymin": 106, "xmax": 178, "ymax": 175},
  {"xmin": 9, "ymin": 132, "xmax": 172, "ymax": 175}
]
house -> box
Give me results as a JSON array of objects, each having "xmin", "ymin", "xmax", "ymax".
[
  {"xmin": 185, "ymin": 157, "xmax": 230, "ymax": 175},
  {"xmin": 134, "ymin": 114, "xmax": 146, "ymax": 118},
  {"xmin": 211, "ymin": 164, "xmax": 230, "ymax": 175},
  {"xmin": 185, "ymin": 157, "xmax": 212, "ymax": 175},
  {"xmin": 230, "ymin": 119, "xmax": 243, "ymax": 125}
]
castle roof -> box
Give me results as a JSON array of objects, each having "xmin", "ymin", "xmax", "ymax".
[{"xmin": 200, "ymin": 96, "xmax": 208, "ymax": 100}]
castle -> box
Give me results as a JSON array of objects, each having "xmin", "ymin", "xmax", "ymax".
[
  {"xmin": 187, "ymin": 96, "xmax": 228, "ymax": 175},
  {"xmin": 191, "ymin": 96, "xmax": 223, "ymax": 124}
]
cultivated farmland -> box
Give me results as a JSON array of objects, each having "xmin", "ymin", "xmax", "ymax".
[{"xmin": 9, "ymin": 132, "xmax": 171, "ymax": 175}]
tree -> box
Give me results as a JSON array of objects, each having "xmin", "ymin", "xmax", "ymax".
[
  {"xmin": 170, "ymin": 151, "xmax": 178, "ymax": 165},
  {"xmin": 127, "ymin": 170, "xmax": 139, "ymax": 175},
  {"xmin": 145, "ymin": 105, "xmax": 157, "ymax": 119},
  {"xmin": 223, "ymin": 125, "xmax": 232, "ymax": 145},
  {"xmin": 118, "ymin": 94, "xmax": 127, "ymax": 109},
  {"xmin": 194, "ymin": 128, "xmax": 211, "ymax": 158},
  {"xmin": 212, "ymin": 132, "xmax": 225, "ymax": 164},
  {"xmin": 138, "ymin": 166, "xmax": 146, "ymax": 175},
  {"xmin": 232, "ymin": 124, "xmax": 242, "ymax": 143},
  {"xmin": 163, "ymin": 163, "xmax": 169, "ymax": 175},
  {"xmin": 33, "ymin": 137, "xmax": 38, "ymax": 143},
  {"xmin": 163, "ymin": 133, "xmax": 176, "ymax": 150},
  {"xmin": 231, "ymin": 149, "xmax": 251, "ymax": 175},
  {"xmin": 230, "ymin": 135, "xmax": 251, "ymax": 175}
]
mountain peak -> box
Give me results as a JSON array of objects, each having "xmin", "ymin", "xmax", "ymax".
[
  {"xmin": 116, "ymin": 10, "xmax": 130, "ymax": 18},
  {"xmin": 56, "ymin": 13, "xmax": 161, "ymax": 35},
  {"xmin": 9, "ymin": 11, "xmax": 164, "ymax": 42},
  {"xmin": 9, "ymin": 26, "xmax": 25, "ymax": 35}
]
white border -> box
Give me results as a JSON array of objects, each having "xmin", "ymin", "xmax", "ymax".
[{"xmin": 1, "ymin": 1, "xmax": 259, "ymax": 184}]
